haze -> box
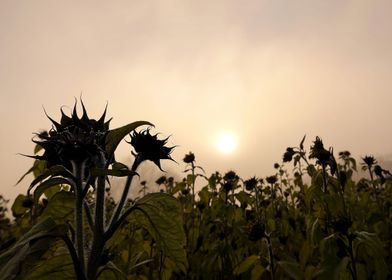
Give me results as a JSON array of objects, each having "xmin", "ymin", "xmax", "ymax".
[{"xmin": 1, "ymin": 1, "xmax": 392, "ymax": 202}]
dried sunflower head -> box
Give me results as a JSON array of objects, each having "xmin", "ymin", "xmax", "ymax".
[
  {"xmin": 362, "ymin": 155, "xmax": 377, "ymax": 169},
  {"xmin": 183, "ymin": 152, "xmax": 195, "ymax": 164},
  {"xmin": 129, "ymin": 129, "xmax": 175, "ymax": 171},
  {"xmin": 309, "ymin": 137, "xmax": 331, "ymax": 165},
  {"xmin": 32, "ymin": 100, "xmax": 111, "ymax": 171},
  {"xmin": 244, "ymin": 177, "xmax": 258, "ymax": 191}
]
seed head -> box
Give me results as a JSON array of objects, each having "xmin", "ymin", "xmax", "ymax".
[
  {"xmin": 223, "ymin": 170, "xmax": 238, "ymax": 182},
  {"xmin": 183, "ymin": 152, "xmax": 195, "ymax": 164},
  {"xmin": 129, "ymin": 129, "xmax": 175, "ymax": 171},
  {"xmin": 309, "ymin": 137, "xmax": 331, "ymax": 165},
  {"xmin": 266, "ymin": 175, "xmax": 277, "ymax": 185},
  {"xmin": 32, "ymin": 100, "xmax": 110, "ymax": 170},
  {"xmin": 283, "ymin": 147, "xmax": 295, "ymax": 162},
  {"xmin": 244, "ymin": 177, "xmax": 258, "ymax": 191},
  {"xmin": 362, "ymin": 155, "xmax": 377, "ymax": 169}
]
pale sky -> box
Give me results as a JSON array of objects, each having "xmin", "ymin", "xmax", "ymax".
[{"xmin": 1, "ymin": 1, "xmax": 392, "ymax": 202}]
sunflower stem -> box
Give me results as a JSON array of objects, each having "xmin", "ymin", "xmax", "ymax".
[
  {"xmin": 72, "ymin": 161, "xmax": 86, "ymax": 274},
  {"xmin": 87, "ymin": 172, "xmax": 106, "ymax": 279},
  {"xmin": 108, "ymin": 156, "xmax": 141, "ymax": 229}
]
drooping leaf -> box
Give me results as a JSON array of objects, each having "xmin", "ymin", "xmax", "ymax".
[
  {"xmin": 319, "ymin": 233, "xmax": 337, "ymax": 256},
  {"xmin": 39, "ymin": 191, "xmax": 74, "ymax": 224},
  {"xmin": 316, "ymin": 256, "xmax": 350, "ymax": 280},
  {"xmin": 233, "ymin": 255, "xmax": 260, "ymax": 275},
  {"xmin": 171, "ymin": 181, "xmax": 186, "ymax": 195},
  {"xmin": 111, "ymin": 162, "xmax": 129, "ymax": 171},
  {"xmin": 22, "ymin": 254, "xmax": 75, "ymax": 280},
  {"xmin": 198, "ymin": 186, "xmax": 211, "ymax": 205},
  {"xmin": 235, "ymin": 191, "xmax": 252, "ymax": 206},
  {"xmin": 186, "ymin": 174, "xmax": 195, "ymax": 187},
  {"xmin": 32, "ymin": 177, "xmax": 71, "ymax": 205},
  {"xmin": 354, "ymin": 231, "xmax": 389, "ymax": 280},
  {"xmin": 0, "ymin": 218, "xmax": 67, "ymax": 280},
  {"xmin": 300, "ymin": 135, "xmax": 306, "ymax": 150},
  {"xmin": 44, "ymin": 185, "xmax": 63, "ymax": 200},
  {"xmin": 33, "ymin": 143, "xmax": 43, "ymax": 155},
  {"xmin": 251, "ymin": 264, "xmax": 265, "ymax": 280},
  {"xmin": 32, "ymin": 160, "xmax": 47, "ymax": 178},
  {"xmin": 130, "ymin": 193, "xmax": 187, "ymax": 272},
  {"xmin": 0, "ymin": 243, "xmax": 31, "ymax": 280},
  {"xmin": 91, "ymin": 168, "xmax": 138, "ymax": 178},
  {"xmin": 11, "ymin": 194, "xmax": 29, "ymax": 217},
  {"xmin": 105, "ymin": 121, "xmax": 153, "ymax": 158},
  {"xmin": 16, "ymin": 159, "xmax": 45, "ymax": 185},
  {"xmin": 28, "ymin": 166, "xmax": 74, "ymax": 193},
  {"xmin": 16, "ymin": 166, "xmax": 35, "ymax": 186}
]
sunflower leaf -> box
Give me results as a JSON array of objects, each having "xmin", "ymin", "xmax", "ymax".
[{"xmin": 105, "ymin": 121, "xmax": 153, "ymax": 159}]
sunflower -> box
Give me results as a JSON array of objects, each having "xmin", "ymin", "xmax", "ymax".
[
  {"xmin": 32, "ymin": 100, "xmax": 111, "ymax": 171},
  {"xmin": 129, "ymin": 129, "xmax": 175, "ymax": 171}
]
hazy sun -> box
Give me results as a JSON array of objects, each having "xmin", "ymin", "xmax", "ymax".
[{"xmin": 216, "ymin": 132, "xmax": 237, "ymax": 154}]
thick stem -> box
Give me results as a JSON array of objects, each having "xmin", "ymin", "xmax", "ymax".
[
  {"xmin": 254, "ymin": 187, "xmax": 261, "ymax": 222},
  {"xmin": 191, "ymin": 162, "xmax": 195, "ymax": 206},
  {"xmin": 75, "ymin": 192, "xmax": 85, "ymax": 269},
  {"xmin": 367, "ymin": 167, "xmax": 382, "ymax": 210},
  {"xmin": 368, "ymin": 167, "xmax": 377, "ymax": 191},
  {"xmin": 87, "ymin": 174, "xmax": 106, "ymax": 279},
  {"xmin": 190, "ymin": 162, "xmax": 196, "ymax": 251},
  {"xmin": 72, "ymin": 161, "xmax": 86, "ymax": 273},
  {"xmin": 321, "ymin": 164, "xmax": 328, "ymax": 193}
]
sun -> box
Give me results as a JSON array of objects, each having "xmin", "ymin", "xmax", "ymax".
[{"xmin": 216, "ymin": 132, "xmax": 237, "ymax": 154}]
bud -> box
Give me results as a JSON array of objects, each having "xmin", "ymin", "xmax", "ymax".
[
  {"xmin": 129, "ymin": 129, "xmax": 175, "ymax": 171},
  {"xmin": 183, "ymin": 152, "xmax": 195, "ymax": 164},
  {"xmin": 283, "ymin": 147, "xmax": 295, "ymax": 163},
  {"xmin": 244, "ymin": 177, "xmax": 258, "ymax": 191},
  {"xmin": 266, "ymin": 175, "xmax": 277, "ymax": 185}
]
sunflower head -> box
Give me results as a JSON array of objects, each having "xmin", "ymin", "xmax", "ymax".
[
  {"xmin": 183, "ymin": 152, "xmax": 195, "ymax": 164},
  {"xmin": 283, "ymin": 147, "xmax": 295, "ymax": 162},
  {"xmin": 266, "ymin": 175, "xmax": 277, "ymax": 185},
  {"xmin": 244, "ymin": 177, "xmax": 258, "ymax": 191},
  {"xmin": 129, "ymin": 129, "xmax": 175, "ymax": 171},
  {"xmin": 362, "ymin": 155, "xmax": 377, "ymax": 169},
  {"xmin": 309, "ymin": 137, "xmax": 332, "ymax": 165},
  {"xmin": 223, "ymin": 170, "xmax": 238, "ymax": 182},
  {"xmin": 33, "ymin": 100, "xmax": 111, "ymax": 170}
]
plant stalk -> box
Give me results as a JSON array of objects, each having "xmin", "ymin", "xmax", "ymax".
[
  {"xmin": 108, "ymin": 156, "xmax": 140, "ymax": 228},
  {"xmin": 72, "ymin": 161, "xmax": 86, "ymax": 273},
  {"xmin": 265, "ymin": 235, "xmax": 275, "ymax": 280},
  {"xmin": 87, "ymin": 174, "xmax": 106, "ymax": 279}
]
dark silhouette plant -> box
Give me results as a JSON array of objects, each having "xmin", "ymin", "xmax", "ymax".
[{"xmin": 0, "ymin": 100, "xmax": 186, "ymax": 280}]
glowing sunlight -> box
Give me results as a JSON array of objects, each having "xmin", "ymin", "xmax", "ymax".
[{"xmin": 216, "ymin": 132, "xmax": 237, "ymax": 155}]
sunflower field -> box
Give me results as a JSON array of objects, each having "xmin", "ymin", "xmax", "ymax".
[{"xmin": 0, "ymin": 103, "xmax": 391, "ymax": 280}]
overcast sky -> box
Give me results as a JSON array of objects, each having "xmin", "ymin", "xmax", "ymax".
[{"xmin": 1, "ymin": 1, "xmax": 391, "ymax": 202}]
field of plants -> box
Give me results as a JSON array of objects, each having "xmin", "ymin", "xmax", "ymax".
[{"xmin": 0, "ymin": 102, "xmax": 391, "ymax": 279}]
